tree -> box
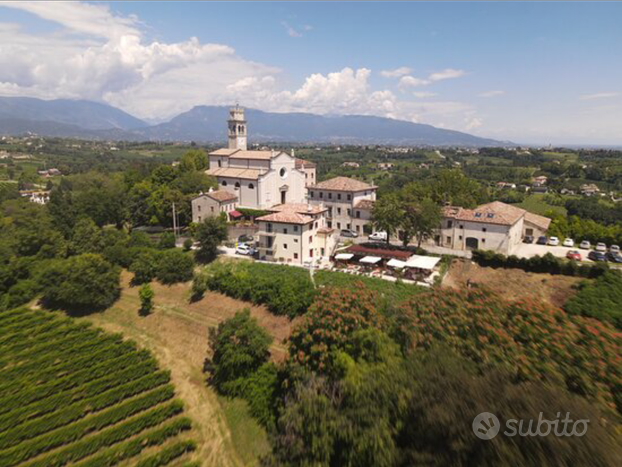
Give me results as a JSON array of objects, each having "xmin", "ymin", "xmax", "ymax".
[
  {"xmin": 139, "ymin": 283, "xmax": 154, "ymax": 316},
  {"xmin": 194, "ymin": 215, "xmax": 228, "ymax": 263},
  {"xmin": 70, "ymin": 218, "xmax": 104, "ymax": 255},
  {"xmin": 39, "ymin": 254, "xmax": 121, "ymax": 312},
  {"xmin": 399, "ymin": 198, "xmax": 442, "ymax": 247},
  {"xmin": 207, "ymin": 309, "xmax": 273, "ymax": 395},
  {"xmin": 129, "ymin": 249, "xmax": 160, "ymax": 285},
  {"xmin": 156, "ymin": 249, "xmax": 194, "ymax": 284},
  {"xmin": 371, "ymin": 194, "xmax": 402, "ymax": 244},
  {"xmin": 183, "ymin": 238, "xmax": 193, "ymax": 251},
  {"xmin": 158, "ymin": 231, "xmax": 176, "ymax": 249}
]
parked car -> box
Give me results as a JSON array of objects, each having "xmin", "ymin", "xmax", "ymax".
[
  {"xmin": 238, "ymin": 234, "xmax": 254, "ymax": 244},
  {"xmin": 610, "ymin": 244, "xmax": 620, "ymax": 255},
  {"xmin": 579, "ymin": 240, "xmax": 591, "ymax": 250},
  {"xmin": 340, "ymin": 229, "xmax": 358, "ymax": 238},
  {"xmin": 566, "ymin": 250, "xmax": 582, "ymax": 261},
  {"xmin": 537, "ymin": 236, "xmax": 547, "ymax": 245},
  {"xmin": 235, "ymin": 244, "xmax": 257, "ymax": 256},
  {"xmin": 562, "ymin": 238, "xmax": 574, "ymax": 247},
  {"xmin": 606, "ymin": 252, "xmax": 622, "ymax": 263},
  {"xmin": 595, "ymin": 242, "xmax": 607, "ymax": 252},
  {"xmin": 548, "ymin": 236, "xmax": 560, "ymax": 246},
  {"xmin": 369, "ymin": 231, "xmax": 387, "ymax": 242},
  {"xmin": 588, "ymin": 251, "xmax": 607, "ymax": 262},
  {"xmin": 523, "ymin": 235, "xmax": 534, "ymax": 244}
]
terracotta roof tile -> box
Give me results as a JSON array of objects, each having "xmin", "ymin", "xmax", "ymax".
[
  {"xmin": 310, "ymin": 176, "xmax": 377, "ymax": 192},
  {"xmin": 524, "ymin": 212, "xmax": 551, "ymax": 230},
  {"xmin": 442, "ymin": 201, "xmax": 527, "ymax": 226},
  {"xmin": 206, "ymin": 190, "xmax": 238, "ymax": 202},
  {"xmin": 270, "ymin": 203, "xmax": 327, "ymax": 215},
  {"xmin": 206, "ymin": 167, "xmax": 262, "ymax": 180},
  {"xmin": 295, "ymin": 158, "xmax": 316, "ymax": 169},
  {"xmin": 256, "ymin": 211, "xmax": 314, "ymax": 225},
  {"xmin": 354, "ymin": 199, "xmax": 375, "ymax": 210}
]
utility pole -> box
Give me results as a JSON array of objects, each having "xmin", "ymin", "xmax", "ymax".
[{"xmin": 172, "ymin": 202, "xmax": 178, "ymax": 240}]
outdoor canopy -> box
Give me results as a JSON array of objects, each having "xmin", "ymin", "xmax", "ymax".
[
  {"xmin": 335, "ymin": 253, "xmax": 354, "ymax": 260},
  {"xmin": 386, "ymin": 258, "xmax": 406, "ymax": 268},
  {"xmin": 359, "ymin": 256, "xmax": 382, "ymax": 264},
  {"xmin": 405, "ymin": 255, "xmax": 441, "ymax": 270}
]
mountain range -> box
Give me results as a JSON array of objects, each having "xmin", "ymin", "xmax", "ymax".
[{"xmin": 0, "ymin": 97, "xmax": 510, "ymax": 147}]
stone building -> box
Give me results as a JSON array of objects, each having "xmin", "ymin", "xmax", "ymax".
[{"xmin": 191, "ymin": 189, "xmax": 238, "ymax": 223}]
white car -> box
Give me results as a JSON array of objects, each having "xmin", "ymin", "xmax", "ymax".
[
  {"xmin": 369, "ymin": 231, "xmax": 388, "ymax": 242},
  {"xmin": 595, "ymin": 242, "xmax": 607, "ymax": 253},
  {"xmin": 548, "ymin": 236, "xmax": 559, "ymax": 246},
  {"xmin": 562, "ymin": 238, "xmax": 574, "ymax": 247},
  {"xmin": 579, "ymin": 240, "xmax": 591, "ymax": 250},
  {"xmin": 235, "ymin": 244, "xmax": 256, "ymax": 256},
  {"xmin": 610, "ymin": 245, "xmax": 620, "ymax": 254}
]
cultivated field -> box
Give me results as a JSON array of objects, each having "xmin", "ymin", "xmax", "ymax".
[
  {"xmin": 0, "ymin": 307, "xmax": 196, "ymax": 467},
  {"xmin": 443, "ymin": 259, "xmax": 585, "ymax": 307},
  {"xmin": 81, "ymin": 271, "xmax": 293, "ymax": 466}
]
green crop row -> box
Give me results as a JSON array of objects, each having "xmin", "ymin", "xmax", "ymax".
[
  {"xmin": 25, "ymin": 401, "xmax": 185, "ymax": 467},
  {"xmin": 0, "ymin": 385, "xmax": 175, "ymax": 466},
  {"xmin": 0, "ymin": 347, "xmax": 150, "ymax": 413},
  {"xmin": 0, "ymin": 321, "xmax": 91, "ymax": 360},
  {"xmin": 0, "ymin": 313, "xmax": 64, "ymax": 346},
  {"xmin": 0, "ymin": 318, "xmax": 69, "ymax": 349},
  {"xmin": 0, "ymin": 370, "xmax": 170, "ymax": 449},
  {"xmin": 135, "ymin": 440, "xmax": 197, "ymax": 467},
  {"xmin": 74, "ymin": 417, "xmax": 192, "ymax": 467},
  {"xmin": 0, "ymin": 359, "xmax": 160, "ymax": 432}
]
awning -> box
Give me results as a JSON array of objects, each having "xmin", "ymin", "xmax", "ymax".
[
  {"xmin": 387, "ymin": 258, "xmax": 406, "ymax": 269},
  {"xmin": 405, "ymin": 255, "xmax": 441, "ymax": 270},
  {"xmin": 360, "ymin": 256, "xmax": 382, "ymax": 264},
  {"xmin": 335, "ymin": 253, "xmax": 354, "ymax": 260},
  {"xmin": 228, "ymin": 210, "xmax": 243, "ymax": 218}
]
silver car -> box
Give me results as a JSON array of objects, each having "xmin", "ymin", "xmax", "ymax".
[
  {"xmin": 595, "ymin": 242, "xmax": 607, "ymax": 253},
  {"xmin": 579, "ymin": 240, "xmax": 591, "ymax": 250}
]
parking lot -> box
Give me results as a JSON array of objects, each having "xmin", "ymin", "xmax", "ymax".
[{"xmin": 513, "ymin": 243, "xmax": 594, "ymax": 262}]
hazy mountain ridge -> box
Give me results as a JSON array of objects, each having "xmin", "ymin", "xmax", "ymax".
[{"xmin": 0, "ymin": 97, "xmax": 510, "ymax": 147}]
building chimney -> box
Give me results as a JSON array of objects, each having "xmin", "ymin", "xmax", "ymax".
[{"xmin": 291, "ymin": 148, "xmax": 295, "ymax": 158}]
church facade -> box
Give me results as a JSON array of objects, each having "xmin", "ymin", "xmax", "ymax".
[{"xmin": 205, "ymin": 106, "xmax": 308, "ymax": 210}]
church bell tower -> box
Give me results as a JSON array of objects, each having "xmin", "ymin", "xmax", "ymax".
[{"xmin": 228, "ymin": 105, "xmax": 247, "ymax": 150}]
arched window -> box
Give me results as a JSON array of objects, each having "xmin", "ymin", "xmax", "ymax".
[
  {"xmin": 235, "ymin": 182, "xmax": 241, "ymax": 189},
  {"xmin": 248, "ymin": 183, "xmax": 255, "ymax": 189},
  {"xmin": 222, "ymin": 181, "xmax": 227, "ymax": 186}
]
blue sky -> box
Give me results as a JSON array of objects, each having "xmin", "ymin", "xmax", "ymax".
[{"xmin": 0, "ymin": 1, "xmax": 621, "ymax": 144}]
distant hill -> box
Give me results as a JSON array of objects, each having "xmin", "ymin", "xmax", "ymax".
[
  {"xmin": 0, "ymin": 97, "xmax": 147, "ymax": 131},
  {"xmin": 0, "ymin": 98, "xmax": 511, "ymax": 147}
]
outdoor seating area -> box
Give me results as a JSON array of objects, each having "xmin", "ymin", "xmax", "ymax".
[{"xmin": 330, "ymin": 246, "xmax": 443, "ymax": 286}]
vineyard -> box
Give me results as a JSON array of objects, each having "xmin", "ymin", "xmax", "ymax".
[{"xmin": 0, "ymin": 307, "xmax": 197, "ymax": 467}]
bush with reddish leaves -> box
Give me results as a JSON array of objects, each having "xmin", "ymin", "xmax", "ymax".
[
  {"xmin": 288, "ymin": 284, "xmax": 384, "ymax": 372},
  {"xmin": 400, "ymin": 287, "xmax": 621, "ymax": 412}
]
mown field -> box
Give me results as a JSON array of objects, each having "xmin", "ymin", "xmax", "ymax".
[{"xmin": 0, "ymin": 307, "xmax": 198, "ymax": 467}]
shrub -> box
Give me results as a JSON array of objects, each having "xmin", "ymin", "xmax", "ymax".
[
  {"xmin": 155, "ymin": 250, "xmax": 194, "ymax": 285},
  {"xmin": 194, "ymin": 216, "xmax": 228, "ymax": 263},
  {"xmin": 139, "ymin": 284, "xmax": 155, "ymax": 316},
  {"xmin": 182, "ymin": 238, "xmax": 193, "ymax": 252},
  {"xmin": 39, "ymin": 254, "xmax": 121, "ymax": 312},
  {"xmin": 129, "ymin": 250, "xmax": 161, "ymax": 285},
  {"xmin": 157, "ymin": 232, "xmax": 176, "ymax": 249},
  {"xmin": 563, "ymin": 270, "xmax": 622, "ymax": 329}
]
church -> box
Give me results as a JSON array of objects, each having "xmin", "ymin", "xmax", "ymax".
[{"xmin": 204, "ymin": 106, "xmax": 312, "ymax": 210}]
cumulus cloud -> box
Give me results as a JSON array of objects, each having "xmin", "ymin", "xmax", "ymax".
[
  {"xmin": 579, "ymin": 92, "xmax": 619, "ymax": 100},
  {"xmin": 479, "ymin": 90, "xmax": 505, "ymax": 98},
  {"xmin": 380, "ymin": 67, "xmax": 412, "ymax": 78}
]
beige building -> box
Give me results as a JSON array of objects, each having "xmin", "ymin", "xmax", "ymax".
[
  {"xmin": 296, "ymin": 158, "xmax": 317, "ymax": 186},
  {"xmin": 308, "ymin": 177, "xmax": 377, "ymax": 234},
  {"xmin": 256, "ymin": 203, "xmax": 336, "ymax": 265},
  {"xmin": 206, "ymin": 107, "xmax": 312, "ymax": 209},
  {"xmin": 191, "ymin": 189, "xmax": 238, "ymax": 223},
  {"xmin": 433, "ymin": 201, "xmax": 550, "ymax": 254}
]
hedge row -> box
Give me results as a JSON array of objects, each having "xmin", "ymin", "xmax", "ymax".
[
  {"xmin": 194, "ymin": 261, "xmax": 315, "ymax": 318},
  {"xmin": 0, "ymin": 348, "xmax": 151, "ymax": 413},
  {"xmin": 0, "ymin": 385, "xmax": 175, "ymax": 466},
  {"xmin": 0, "ymin": 360, "xmax": 161, "ymax": 433},
  {"xmin": 25, "ymin": 401, "xmax": 185, "ymax": 467},
  {"xmin": 74, "ymin": 417, "xmax": 192, "ymax": 467},
  {"xmin": 135, "ymin": 440, "xmax": 197, "ymax": 467},
  {"xmin": 0, "ymin": 370, "xmax": 171, "ymax": 449},
  {"xmin": 472, "ymin": 250, "xmax": 609, "ymax": 278}
]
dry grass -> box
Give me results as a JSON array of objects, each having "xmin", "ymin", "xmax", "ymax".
[
  {"xmin": 443, "ymin": 259, "xmax": 584, "ymax": 308},
  {"xmin": 80, "ymin": 271, "xmax": 293, "ymax": 466}
]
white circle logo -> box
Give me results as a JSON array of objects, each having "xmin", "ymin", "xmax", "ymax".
[{"xmin": 472, "ymin": 412, "xmax": 500, "ymax": 440}]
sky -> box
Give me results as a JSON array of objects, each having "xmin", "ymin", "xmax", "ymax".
[{"xmin": 0, "ymin": 1, "xmax": 621, "ymax": 145}]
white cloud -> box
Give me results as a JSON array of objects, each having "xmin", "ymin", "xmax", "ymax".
[
  {"xmin": 579, "ymin": 92, "xmax": 619, "ymax": 100},
  {"xmin": 281, "ymin": 22, "xmax": 312, "ymax": 38},
  {"xmin": 398, "ymin": 68, "xmax": 466, "ymax": 89},
  {"xmin": 413, "ymin": 92, "xmax": 437, "ymax": 98},
  {"xmin": 464, "ymin": 116, "xmax": 483, "ymax": 131},
  {"xmin": 479, "ymin": 90, "xmax": 505, "ymax": 98},
  {"xmin": 380, "ymin": 67, "xmax": 412, "ymax": 78}
]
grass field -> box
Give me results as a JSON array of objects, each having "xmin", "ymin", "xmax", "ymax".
[
  {"xmin": 81, "ymin": 271, "xmax": 286, "ymax": 466},
  {"xmin": 0, "ymin": 307, "xmax": 197, "ymax": 467},
  {"xmin": 515, "ymin": 194, "xmax": 567, "ymax": 216}
]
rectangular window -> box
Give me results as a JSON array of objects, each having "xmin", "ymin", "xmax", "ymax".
[
  {"xmin": 310, "ymin": 191, "xmax": 314, "ymax": 197},
  {"xmin": 447, "ymin": 221, "xmax": 453, "ymax": 228},
  {"xmin": 320, "ymin": 192, "xmax": 323, "ymax": 198},
  {"xmin": 482, "ymin": 228, "xmax": 487, "ymax": 232},
  {"xmin": 284, "ymin": 228, "xmax": 288, "ymax": 234},
  {"xmin": 328, "ymin": 221, "xmax": 332, "ymax": 228},
  {"xmin": 283, "ymin": 243, "xmax": 288, "ymax": 249},
  {"xmin": 267, "ymin": 223, "xmax": 273, "ymax": 233},
  {"xmin": 315, "ymin": 222, "xmax": 318, "ymax": 228},
  {"xmin": 337, "ymin": 222, "xmax": 341, "ymax": 229},
  {"xmin": 446, "ymin": 236, "xmax": 451, "ymax": 244},
  {"xmin": 328, "ymin": 193, "xmax": 332, "ymax": 199},
  {"xmin": 347, "ymin": 223, "xmax": 351, "ymax": 230},
  {"xmin": 294, "ymin": 253, "xmax": 298, "ymax": 259},
  {"xmin": 459, "ymin": 225, "xmax": 464, "ymax": 229},
  {"xmin": 309, "ymin": 235, "xmax": 313, "ymax": 243},
  {"xmin": 347, "ymin": 194, "xmax": 351, "ymax": 201},
  {"xmin": 337, "ymin": 208, "xmax": 342, "ymax": 215},
  {"xmin": 198, "ymin": 205, "xmax": 201, "ymax": 212},
  {"xmin": 267, "ymin": 237, "xmax": 273, "ymax": 248},
  {"xmin": 482, "ymin": 239, "xmax": 486, "ymax": 243},
  {"xmin": 294, "ymin": 225, "xmax": 298, "ymax": 232},
  {"xmin": 459, "ymin": 235, "xmax": 463, "ymax": 240},
  {"xmin": 347, "ymin": 209, "xmax": 351, "ymax": 216},
  {"xmin": 211, "ymin": 206, "xmax": 214, "ymax": 213},
  {"xmin": 198, "ymin": 216, "xmax": 202, "ymax": 222},
  {"xmin": 309, "ymin": 249, "xmax": 313, "ymax": 257},
  {"xmin": 356, "ymin": 211, "xmax": 360, "ymax": 218},
  {"xmin": 337, "ymin": 193, "xmax": 342, "ymax": 200}
]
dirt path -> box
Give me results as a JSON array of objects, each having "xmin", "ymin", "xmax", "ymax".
[
  {"xmin": 443, "ymin": 259, "xmax": 584, "ymax": 308},
  {"xmin": 81, "ymin": 272, "xmax": 293, "ymax": 466}
]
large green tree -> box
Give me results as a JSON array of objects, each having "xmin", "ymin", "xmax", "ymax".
[
  {"xmin": 371, "ymin": 194, "xmax": 403, "ymax": 244},
  {"xmin": 194, "ymin": 215, "xmax": 228, "ymax": 263}
]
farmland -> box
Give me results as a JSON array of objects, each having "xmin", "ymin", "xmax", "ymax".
[{"xmin": 0, "ymin": 307, "xmax": 197, "ymax": 467}]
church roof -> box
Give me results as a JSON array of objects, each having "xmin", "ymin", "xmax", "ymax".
[
  {"xmin": 206, "ymin": 167, "xmax": 262, "ymax": 180},
  {"xmin": 209, "ymin": 148, "xmax": 287, "ymax": 160}
]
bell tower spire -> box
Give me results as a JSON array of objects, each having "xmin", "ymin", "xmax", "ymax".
[{"xmin": 228, "ymin": 104, "xmax": 247, "ymax": 150}]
